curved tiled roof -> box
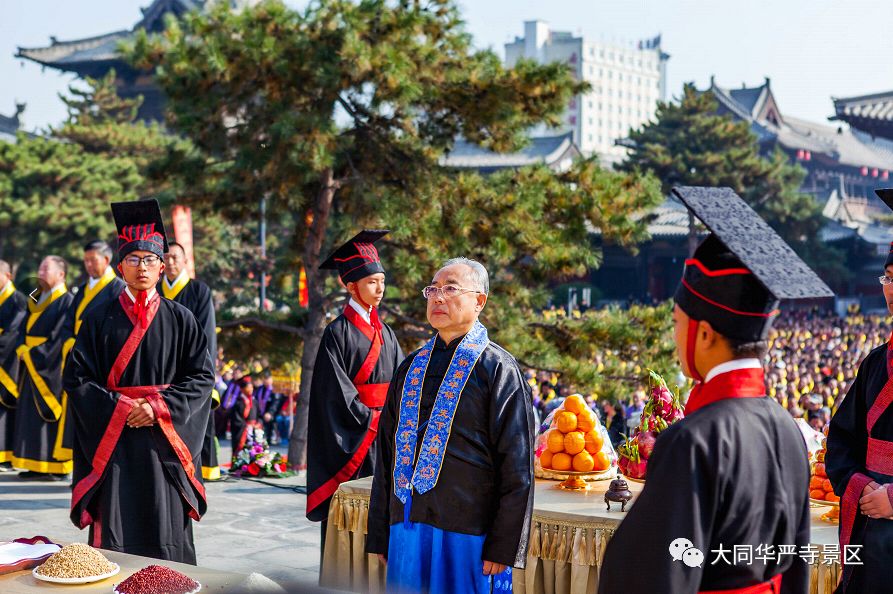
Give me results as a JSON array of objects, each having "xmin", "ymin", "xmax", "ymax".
[{"xmin": 440, "ymin": 132, "xmax": 579, "ymax": 170}]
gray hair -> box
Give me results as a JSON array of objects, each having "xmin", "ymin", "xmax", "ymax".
[
  {"xmin": 439, "ymin": 257, "xmax": 489, "ymax": 295},
  {"xmin": 84, "ymin": 240, "xmax": 113, "ymax": 261}
]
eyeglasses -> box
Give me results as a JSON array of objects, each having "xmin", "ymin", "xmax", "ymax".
[
  {"xmin": 123, "ymin": 255, "xmax": 162, "ymax": 268},
  {"xmin": 421, "ymin": 285, "xmax": 482, "ymax": 300},
  {"xmin": 879, "ymin": 275, "xmax": 893, "ymax": 286}
]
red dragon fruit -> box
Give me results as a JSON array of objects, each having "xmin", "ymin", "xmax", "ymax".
[
  {"xmin": 617, "ymin": 436, "xmax": 647, "ymax": 479},
  {"xmin": 636, "ymin": 430, "xmax": 657, "ymax": 460}
]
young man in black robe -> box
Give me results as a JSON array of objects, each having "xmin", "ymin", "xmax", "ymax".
[
  {"xmin": 160, "ymin": 241, "xmax": 221, "ymax": 481},
  {"xmin": 366, "ymin": 258, "xmax": 534, "ymax": 592},
  {"xmin": 63, "ymin": 200, "xmax": 215, "ymax": 564},
  {"xmin": 826, "ymin": 188, "xmax": 893, "ymax": 592},
  {"xmin": 56, "ymin": 240, "xmax": 125, "ymax": 463},
  {"xmin": 306, "ymin": 230, "xmax": 404, "ymax": 549},
  {"xmin": 12, "ymin": 255, "xmax": 74, "ymax": 479},
  {"xmin": 598, "ymin": 187, "xmax": 833, "ymax": 594},
  {"xmin": 0, "ymin": 260, "xmax": 27, "ymax": 470}
]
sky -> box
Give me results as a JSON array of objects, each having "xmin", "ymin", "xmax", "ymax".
[{"xmin": 2, "ymin": 0, "xmax": 893, "ymax": 132}]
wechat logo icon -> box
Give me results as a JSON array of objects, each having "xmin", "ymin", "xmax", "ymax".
[{"xmin": 669, "ymin": 537, "xmax": 704, "ymax": 568}]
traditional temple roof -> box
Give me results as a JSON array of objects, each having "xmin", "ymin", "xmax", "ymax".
[
  {"xmin": 16, "ymin": 0, "xmax": 205, "ymax": 74},
  {"xmin": 832, "ymin": 90, "xmax": 893, "ymax": 142},
  {"xmin": 0, "ymin": 103, "xmax": 26, "ymax": 143},
  {"xmin": 708, "ymin": 77, "xmax": 893, "ymax": 174},
  {"xmin": 440, "ymin": 132, "xmax": 580, "ymax": 173}
]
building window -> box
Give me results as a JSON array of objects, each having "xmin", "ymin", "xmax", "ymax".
[
  {"xmin": 619, "ymin": 73, "xmax": 623, "ymax": 82},
  {"xmin": 588, "ymin": 117, "xmax": 593, "ymax": 125},
  {"xmin": 588, "ymin": 134, "xmax": 593, "ymax": 142}
]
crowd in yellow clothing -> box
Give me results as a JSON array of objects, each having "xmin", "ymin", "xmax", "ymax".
[{"xmin": 764, "ymin": 311, "xmax": 891, "ymax": 430}]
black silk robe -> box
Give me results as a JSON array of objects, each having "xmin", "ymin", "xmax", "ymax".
[
  {"xmin": 598, "ymin": 397, "xmax": 810, "ymax": 594},
  {"xmin": 63, "ymin": 294, "xmax": 214, "ymax": 564},
  {"xmin": 826, "ymin": 344, "xmax": 893, "ymax": 593},
  {"xmin": 306, "ymin": 312, "xmax": 403, "ymax": 522},
  {"xmin": 0, "ymin": 288, "xmax": 27, "ymax": 462},
  {"xmin": 366, "ymin": 334, "xmax": 536, "ymax": 568},
  {"xmin": 158, "ymin": 278, "xmax": 219, "ymax": 479},
  {"xmin": 56, "ymin": 275, "xmax": 126, "ymax": 459}
]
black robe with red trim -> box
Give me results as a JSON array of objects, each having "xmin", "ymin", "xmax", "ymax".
[
  {"xmin": 63, "ymin": 293, "xmax": 214, "ymax": 564},
  {"xmin": 598, "ymin": 394, "xmax": 810, "ymax": 594},
  {"xmin": 306, "ymin": 308, "xmax": 403, "ymax": 522},
  {"xmin": 0, "ymin": 289, "xmax": 28, "ymax": 463},
  {"xmin": 826, "ymin": 344, "xmax": 893, "ymax": 593}
]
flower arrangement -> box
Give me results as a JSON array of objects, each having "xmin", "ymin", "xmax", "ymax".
[{"xmin": 231, "ymin": 427, "xmax": 289, "ymax": 477}]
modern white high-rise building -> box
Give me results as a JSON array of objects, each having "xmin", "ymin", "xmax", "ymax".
[{"xmin": 505, "ymin": 21, "xmax": 669, "ymax": 165}]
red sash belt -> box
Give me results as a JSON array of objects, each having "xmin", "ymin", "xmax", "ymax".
[
  {"xmin": 700, "ymin": 574, "xmax": 781, "ymax": 594},
  {"xmin": 357, "ymin": 383, "xmax": 388, "ymax": 408},
  {"xmin": 866, "ymin": 437, "xmax": 893, "ymax": 475}
]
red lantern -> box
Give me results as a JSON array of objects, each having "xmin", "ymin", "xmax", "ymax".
[
  {"xmin": 872, "ymin": 168, "xmax": 879, "ymax": 178},
  {"xmin": 883, "ymin": 171, "xmax": 889, "ymax": 181},
  {"xmin": 298, "ymin": 266, "xmax": 309, "ymax": 308},
  {"xmin": 861, "ymin": 166, "xmax": 869, "ymax": 176}
]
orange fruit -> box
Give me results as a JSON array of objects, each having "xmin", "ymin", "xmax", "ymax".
[
  {"xmin": 584, "ymin": 430, "xmax": 604, "ymax": 454},
  {"xmin": 564, "ymin": 431, "xmax": 586, "ymax": 455},
  {"xmin": 540, "ymin": 449, "xmax": 554, "ymax": 469},
  {"xmin": 593, "ymin": 451, "xmax": 611, "ymax": 471},
  {"xmin": 552, "ymin": 452, "xmax": 572, "ymax": 471},
  {"xmin": 814, "ymin": 463, "xmax": 826, "ymax": 478},
  {"xmin": 809, "ymin": 476, "xmax": 823, "ymax": 490},
  {"xmin": 555, "ymin": 411, "xmax": 578, "ymax": 433},
  {"xmin": 573, "ymin": 451, "xmax": 595, "ymax": 472},
  {"xmin": 825, "ymin": 492, "xmax": 840, "ymax": 503},
  {"xmin": 563, "ymin": 394, "xmax": 587, "ymax": 415},
  {"xmin": 547, "ymin": 430, "xmax": 565, "ymax": 453},
  {"xmin": 577, "ymin": 410, "xmax": 596, "ymax": 433},
  {"xmin": 810, "ymin": 489, "xmax": 825, "ymax": 500},
  {"xmin": 822, "ymin": 479, "xmax": 833, "ymax": 492}
]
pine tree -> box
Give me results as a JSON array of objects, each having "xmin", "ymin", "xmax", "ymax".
[
  {"xmin": 127, "ymin": 0, "xmax": 665, "ymax": 467},
  {"xmin": 621, "ymin": 84, "xmax": 846, "ymax": 281}
]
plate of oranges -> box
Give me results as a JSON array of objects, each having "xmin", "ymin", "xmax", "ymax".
[{"xmin": 535, "ymin": 394, "xmax": 617, "ymax": 483}]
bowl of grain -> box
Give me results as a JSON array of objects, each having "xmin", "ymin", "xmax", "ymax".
[{"xmin": 32, "ymin": 543, "xmax": 120, "ymax": 584}]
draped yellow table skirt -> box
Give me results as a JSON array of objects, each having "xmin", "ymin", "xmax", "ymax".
[{"xmin": 321, "ymin": 477, "xmax": 841, "ymax": 594}]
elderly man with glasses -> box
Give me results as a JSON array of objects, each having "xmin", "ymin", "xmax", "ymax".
[
  {"xmin": 367, "ymin": 257, "xmax": 535, "ymax": 594},
  {"xmin": 63, "ymin": 200, "xmax": 214, "ymax": 564}
]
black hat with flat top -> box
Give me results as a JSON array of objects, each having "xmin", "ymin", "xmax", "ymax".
[
  {"xmin": 111, "ymin": 199, "xmax": 168, "ymax": 259},
  {"xmin": 672, "ymin": 186, "xmax": 833, "ymax": 341},
  {"xmin": 319, "ymin": 230, "xmax": 389, "ymax": 284}
]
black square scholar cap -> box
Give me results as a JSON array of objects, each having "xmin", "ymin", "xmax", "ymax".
[
  {"xmin": 318, "ymin": 229, "xmax": 389, "ymax": 284},
  {"xmin": 672, "ymin": 186, "xmax": 833, "ymax": 341}
]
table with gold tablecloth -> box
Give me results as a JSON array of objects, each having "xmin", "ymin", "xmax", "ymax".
[{"xmin": 321, "ymin": 476, "xmax": 842, "ymax": 594}]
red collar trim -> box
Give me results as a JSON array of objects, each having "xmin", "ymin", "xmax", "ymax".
[
  {"xmin": 684, "ymin": 367, "xmax": 766, "ymax": 415},
  {"xmin": 343, "ymin": 304, "xmax": 381, "ymax": 341}
]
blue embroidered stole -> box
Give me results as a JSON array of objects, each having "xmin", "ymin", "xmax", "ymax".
[{"xmin": 393, "ymin": 321, "xmax": 489, "ymax": 506}]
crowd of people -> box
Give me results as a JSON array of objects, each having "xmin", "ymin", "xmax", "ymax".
[{"xmin": 213, "ymin": 359, "xmax": 296, "ymax": 453}]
